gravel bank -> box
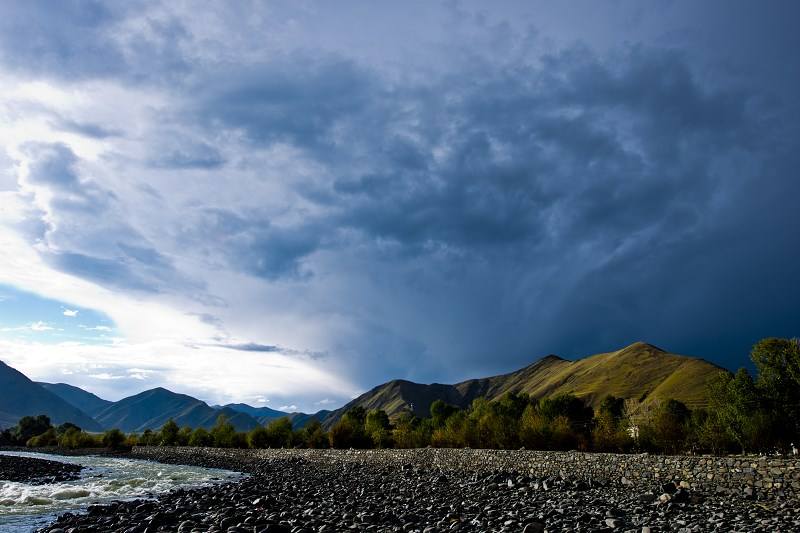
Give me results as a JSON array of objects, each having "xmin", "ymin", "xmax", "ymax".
[
  {"xmin": 38, "ymin": 447, "xmax": 800, "ymax": 532},
  {"xmin": 0, "ymin": 453, "xmax": 83, "ymax": 484}
]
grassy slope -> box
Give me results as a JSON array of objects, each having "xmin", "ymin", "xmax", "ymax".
[{"xmin": 323, "ymin": 342, "xmax": 726, "ymax": 427}]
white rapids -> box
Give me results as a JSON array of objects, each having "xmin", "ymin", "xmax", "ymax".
[{"xmin": 0, "ymin": 451, "xmax": 241, "ymax": 532}]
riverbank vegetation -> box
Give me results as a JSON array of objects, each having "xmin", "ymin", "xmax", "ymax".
[{"xmin": 3, "ymin": 337, "xmax": 797, "ymax": 455}]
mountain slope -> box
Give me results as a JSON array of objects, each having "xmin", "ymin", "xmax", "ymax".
[
  {"xmin": 322, "ymin": 342, "xmax": 725, "ymax": 427},
  {"xmin": 37, "ymin": 382, "xmax": 112, "ymax": 418},
  {"xmin": 287, "ymin": 410, "xmax": 331, "ymax": 429},
  {"xmin": 94, "ymin": 388, "xmax": 260, "ymax": 432},
  {"xmin": 0, "ymin": 361, "xmax": 103, "ymax": 431},
  {"xmin": 220, "ymin": 403, "xmax": 287, "ymax": 425}
]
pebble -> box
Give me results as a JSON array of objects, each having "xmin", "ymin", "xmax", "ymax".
[{"xmin": 36, "ymin": 448, "xmax": 800, "ymax": 532}]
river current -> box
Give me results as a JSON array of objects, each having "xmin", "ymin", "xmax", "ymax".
[{"xmin": 0, "ymin": 451, "xmax": 241, "ymax": 532}]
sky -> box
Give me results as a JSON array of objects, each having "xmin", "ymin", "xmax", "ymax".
[{"xmin": 0, "ymin": 0, "xmax": 797, "ymax": 412}]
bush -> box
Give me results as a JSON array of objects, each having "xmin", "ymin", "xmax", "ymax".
[
  {"xmin": 159, "ymin": 419, "xmax": 180, "ymax": 446},
  {"xmin": 519, "ymin": 405, "xmax": 551, "ymax": 449},
  {"xmin": 265, "ymin": 418, "xmax": 293, "ymax": 448},
  {"xmin": 102, "ymin": 429, "xmax": 127, "ymax": 449},
  {"xmin": 210, "ymin": 415, "xmax": 237, "ymax": 448},
  {"xmin": 302, "ymin": 420, "xmax": 329, "ymax": 448},
  {"xmin": 58, "ymin": 427, "xmax": 100, "ymax": 449},
  {"xmin": 26, "ymin": 428, "xmax": 58, "ymax": 447},
  {"xmin": 188, "ymin": 427, "xmax": 213, "ymax": 447},
  {"xmin": 329, "ymin": 418, "xmax": 359, "ymax": 448},
  {"xmin": 248, "ymin": 427, "xmax": 269, "ymax": 449}
]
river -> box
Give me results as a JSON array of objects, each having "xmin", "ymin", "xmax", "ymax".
[{"xmin": 0, "ymin": 451, "xmax": 242, "ymax": 532}]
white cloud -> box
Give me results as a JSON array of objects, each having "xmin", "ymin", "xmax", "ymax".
[
  {"xmin": 79, "ymin": 324, "xmax": 112, "ymax": 332},
  {"xmin": 63, "ymin": 308, "xmax": 79, "ymax": 317},
  {"xmin": 89, "ymin": 372, "xmax": 125, "ymax": 380},
  {"xmin": 279, "ymin": 404, "xmax": 298, "ymax": 412},
  {"xmin": 315, "ymin": 398, "xmax": 335, "ymax": 405}
]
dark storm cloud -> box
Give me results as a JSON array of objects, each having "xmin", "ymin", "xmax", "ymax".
[
  {"xmin": 2, "ymin": 1, "xmax": 797, "ymax": 383},
  {"xmin": 0, "ymin": 1, "xmax": 123, "ymax": 78},
  {"xmin": 182, "ymin": 41, "xmax": 796, "ymax": 373},
  {"xmin": 0, "ymin": 1, "xmax": 189, "ymax": 82}
]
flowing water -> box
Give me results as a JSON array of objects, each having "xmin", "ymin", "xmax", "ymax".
[{"xmin": 0, "ymin": 451, "xmax": 242, "ymax": 532}]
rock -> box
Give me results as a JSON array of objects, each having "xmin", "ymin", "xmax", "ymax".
[
  {"xmin": 661, "ymin": 482, "xmax": 677, "ymax": 494},
  {"xmin": 605, "ymin": 518, "xmax": 623, "ymax": 528},
  {"xmin": 522, "ymin": 523, "xmax": 545, "ymax": 533}
]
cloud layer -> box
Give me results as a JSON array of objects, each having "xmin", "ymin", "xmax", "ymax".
[{"xmin": 0, "ymin": 1, "xmax": 797, "ymax": 409}]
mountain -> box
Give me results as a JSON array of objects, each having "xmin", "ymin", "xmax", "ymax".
[
  {"xmin": 219, "ymin": 403, "xmax": 287, "ymax": 425},
  {"xmin": 0, "ymin": 360, "xmax": 103, "ymax": 431},
  {"xmin": 37, "ymin": 382, "xmax": 113, "ymax": 418},
  {"xmin": 94, "ymin": 387, "xmax": 260, "ymax": 432},
  {"xmin": 322, "ymin": 342, "xmax": 726, "ymax": 427},
  {"xmin": 287, "ymin": 410, "xmax": 332, "ymax": 429},
  {"xmin": 221, "ymin": 403, "xmax": 331, "ymax": 429}
]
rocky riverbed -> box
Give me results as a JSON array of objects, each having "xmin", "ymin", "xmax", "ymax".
[
  {"xmin": 37, "ymin": 448, "xmax": 800, "ymax": 533},
  {"xmin": 0, "ymin": 453, "xmax": 83, "ymax": 484}
]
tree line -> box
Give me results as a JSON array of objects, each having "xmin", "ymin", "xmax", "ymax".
[{"xmin": 2, "ymin": 337, "xmax": 798, "ymax": 455}]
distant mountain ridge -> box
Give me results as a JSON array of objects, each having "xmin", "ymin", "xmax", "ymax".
[
  {"xmin": 94, "ymin": 387, "xmax": 260, "ymax": 432},
  {"xmin": 37, "ymin": 382, "xmax": 113, "ymax": 417},
  {"xmin": 321, "ymin": 342, "xmax": 726, "ymax": 428},
  {"xmin": 217, "ymin": 403, "xmax": 287, "ymax": 425},
  {"xmin": 0, "ymin": 361, "xmax": 103, "ymax": 431},
  {"xmin": 2, "ymin": 342, "xmax": 727, "ymax": 433}
]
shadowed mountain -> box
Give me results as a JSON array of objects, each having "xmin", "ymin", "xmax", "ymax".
[
  {"xmin": 37, "ymin": 382, "xmax": 113, "ymax": 418},
  {"xmin": 322, "ymin": 342, "xmax": 726, "ymax": 428},
  {"xmin": 218, "ymin": 403, "xmax": 287, "ymax": 425},
  {"xmin": 286, "ymin": 410, "xmax": 331, "ymax": 429},
  {"xmin": 0, "ymin": 360, "xmax": 103, "ymax": 431},
  {"xmin": 94, "ymin": 387, "xmax": 260, "ymax": 432}
]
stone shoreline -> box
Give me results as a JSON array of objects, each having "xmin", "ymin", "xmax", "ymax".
[
  {"xmin": 37, "ymin": 447, "xmax": 800, "ymax": 532},
  {"xmin": 130, "ymin": 447, "xmax": 800, "ymax": 500},
  {"xmin": 0, "ymin": 453, "xmax": 83, "ymax": 484}
]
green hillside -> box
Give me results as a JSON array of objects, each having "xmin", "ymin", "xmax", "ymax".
[{"xmin": 322, "ymin": 342, "xmax": 725, "ymax": 427}]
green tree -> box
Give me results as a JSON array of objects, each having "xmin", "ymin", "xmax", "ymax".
[
  {"xmin": 13, "ymin": 415, "xmax": 52, "ymax": 445},
  {"xmin": 177, "ymin": 426, "xmax": 192, "ymax": 446},
  {"xmin": 302, "ymin": 419, "xmax": 329, "ymax": 449},
  {"xmin": 648, "ymin": 399, "xmax": 690, "ymax": 453},
  {"xmin": 139, "ymin": 429, "xmax": 156, "ymax": 446},
  {"xmin": 430, "ymin": 400, "xmax": 460, "ymax": 428},
  {"xmin": 102, "ymin": 429, "xmax": 127, "ymax": 449},
  {"xmin": 210, "ymin": 414, "xmax": 237, "ymax": 448},
  {"xmin": 188, "ymin": 427, "xmax": 213, "ymax": 447},
  {"xmin": 159, "ymin": 419, "xmax": 180, "ymax": 446},
  {"xmin": 27, "ymin": 428, "xmax": 58, "ymax": 447},
  {"xmin": 519, "ymin": 405, "xmax": 551, "ymax": 449},
  {"xmin": 708, "ymin": 369, "xmax": 760, "ymax": 453},
  {"xmin": 248, "ymin": 426, "xmax": 269, "ymax": 448},
  {"xmin": 751, "ymin": 337, "xmax": 800, "ymax": 442},
  {"xmin": 329, "ymin": 417, "xmax": 358, "ymax": 448},
  {"xmin": 265, "ymin": 417, "xmax": 294, "ymax": 448}
]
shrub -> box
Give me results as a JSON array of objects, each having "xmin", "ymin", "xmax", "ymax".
[
  {"xmin": 58, "ymin": 427, "xmax": 100, "ymax": 449},
  {"xmin": 329, "ymin": 418, "xmax": 359, "ymax": 448},
  {"xmin": 265, "ymin": 418, "xmax": 293, "ymax": 448},
  {"xmin": 188, "ymin": 427, "xmax": 213, "ymax": 447},
  {"xmin": 27, "ymin": 428, "xmax": 58, "ymax": 447},
  {"xmin": 102, "ymin": 429, "xmax": 127, "ymax": 449},
  {"xmin": 248, "ymin": 427, "xmax": 269, "ymax": 449},
  {"xmin": 159, "ymin": 419, "xmax": 180, "ymax": 446},
  {"xmin": 210, "ymin": 415, "xmax": 237, "ymax": 448},
  {"xmin": 302, "ymin": 420, "xmax": 329, "ymax": 449}
]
